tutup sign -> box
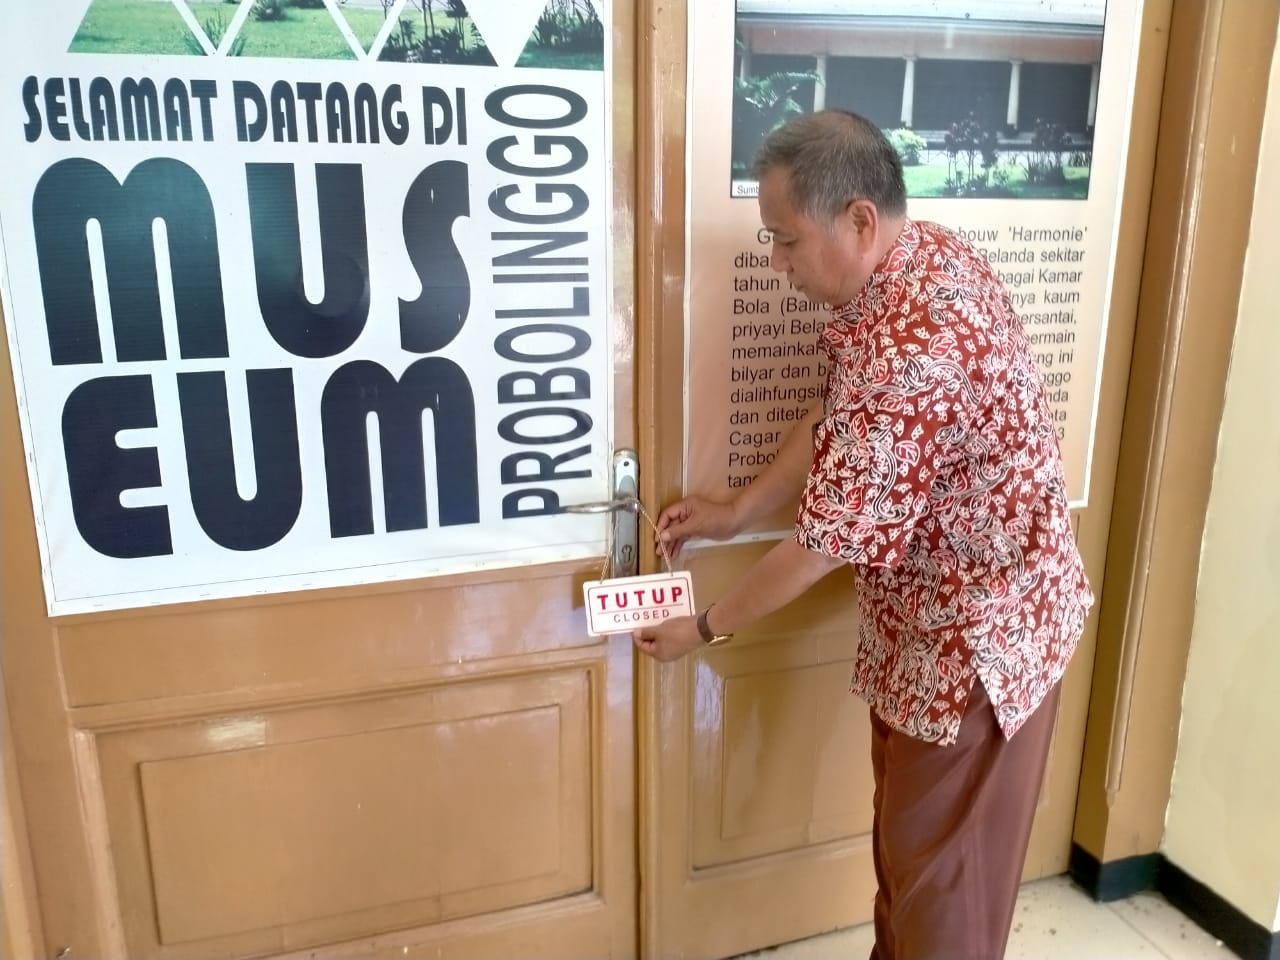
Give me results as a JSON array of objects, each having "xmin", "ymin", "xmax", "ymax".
[
  {"xmin": 583, "ymin": 571, "xmax": 695, "ymax": 636},
  {"xmin": 0, "ymin": 0, "xmax": 614, "ymax": 615}
]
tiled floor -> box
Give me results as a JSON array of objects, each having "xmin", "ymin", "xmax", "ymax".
[{"xmin": 739, "ymin": 875, "xmax": 1235, "ymax": 959}]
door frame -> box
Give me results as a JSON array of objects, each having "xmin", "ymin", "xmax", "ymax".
[
  {"xmin": 633, "ymin": 0, "xmax": 1280, "ymax": 956},
  {"xmin": 1072, "ymin": 0, "xmax": 1280, "ymax": 873},
  {"xmin": 634, "ymin": 0, "xmax": 688, "ymax": 946},
  {"xmin": 2, "ymin": 679, "xmax": 43, "ymax": 960}
]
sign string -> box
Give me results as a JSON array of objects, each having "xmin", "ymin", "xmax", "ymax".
[{"xmin": 597, "ymin": 498, "xmax": 675, "ymax": 581}]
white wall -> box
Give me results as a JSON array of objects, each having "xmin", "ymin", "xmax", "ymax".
[{"xmin": 1162, "ymin": 33, "xmax": 1280, "ymax": 934}]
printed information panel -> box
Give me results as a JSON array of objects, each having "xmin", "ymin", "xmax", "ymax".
[
  {"xmin": 685, "ymin": 0, "xmax": 1143, "ymax": 529},
  {"xmin": 0, "ymin": 0, "xmax": 613, "ymax": 614}
]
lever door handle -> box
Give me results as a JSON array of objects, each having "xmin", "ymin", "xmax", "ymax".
[
  {"xmin": 563, "ymin": 496, "xmax": 640, "ymax": 515},
  {"xmin": 564, "ymin": 450, "xmax": 640, "ymax": 577}
]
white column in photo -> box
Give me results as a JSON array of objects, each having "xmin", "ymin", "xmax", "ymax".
[
  {"xmin": 739, "ymin": 43, "xmax": 751, "ymax": 81},
  {"xmin": 1087, "ymin": 61, "xmax": 1101, "ymax": 129},
  {"xmin": 813, "ymin": 53, "xmax": 828, "ymax": 111},
  {"xmin": 901, "ymin": 55, "xmax": 916, "ymax": 127},
  {"xmin": 1007, "ymin": 59, "xmax": 1023, "ymax": 130}
]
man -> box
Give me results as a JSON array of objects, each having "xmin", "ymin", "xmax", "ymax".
[{"xmin": 634, "ymin": 111, "xmax": 1094, "ymax": 960}]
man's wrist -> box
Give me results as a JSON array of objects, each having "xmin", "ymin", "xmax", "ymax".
[
  {"xmin": 697, "ymin": 604, "xmax": 734, "ymax": 646},
  {"xmin": 726, "ymin": 497, "xmax": 746, "ymax": 536}
]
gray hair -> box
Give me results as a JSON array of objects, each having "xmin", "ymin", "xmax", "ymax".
[{"xmin": 753, "ymin": 111, "xmax": 907, "ymax": 223}]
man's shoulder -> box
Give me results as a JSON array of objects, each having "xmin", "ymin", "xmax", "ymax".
[{"xmin": 907, "ymin": 219, "xmax": 992, "ymax": 268}]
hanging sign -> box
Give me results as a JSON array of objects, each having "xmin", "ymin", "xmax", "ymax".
[
  {"xmin": 0, "ymin": 0, "xmax": 614, "ymax": 615},
  {"xmin": 583, "ymin": 571, "xmax": 695, "ymax": 636}
]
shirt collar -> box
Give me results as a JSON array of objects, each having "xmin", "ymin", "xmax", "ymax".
[
  {"xmin": 818, "ymin": 219, "xmax": 918, "ymax": 361},
  {"xmin": 830, "ymin": 217, "xmax": 919, "ymax": 327}
]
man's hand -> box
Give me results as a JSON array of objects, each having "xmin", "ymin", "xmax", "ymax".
[
  {"xmin": 634, "ymin": 615, "xmax": 704, "ymax": 662},
  {"xmin": 654, "ymin": 497, "xmax": 739, "ymax": 560},
  {"xmin": 653, "ymin": 408, "xmax": 820, "ymax": 561},
  {"xmin": 635, "ymin": 539, "xmax": 845, "ymax": 666}
]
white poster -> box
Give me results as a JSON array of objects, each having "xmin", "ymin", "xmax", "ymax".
[
  {"xmin": 0, "ymin": 0, "xmax": 614, "ymax": 615},
  {"xmin": 685, "ymin": 0, "xmax": 1143, "ymax": 532}
]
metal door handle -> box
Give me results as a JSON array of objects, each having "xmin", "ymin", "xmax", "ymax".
[
  {"xmin": 561, "ymin": 450, "xmax": 639, "ymax": 577},
  {"xmin": 563, "ymin": 496, "xmax": 639, "ymax": 515}
]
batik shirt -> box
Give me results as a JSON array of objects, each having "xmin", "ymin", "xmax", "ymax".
[{"xmin": 794, "ymin": 219, "xmax": 1093, "ymax": 744}]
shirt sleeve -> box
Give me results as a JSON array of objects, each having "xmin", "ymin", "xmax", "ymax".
[{"xmin": 794, "ymin": 352, "xmax": 974, "ymax": 568}]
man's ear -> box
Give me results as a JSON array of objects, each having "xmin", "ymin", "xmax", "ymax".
[{"xmin": 844, "ymin": 198, "xmax": 879, "ymax": 244}]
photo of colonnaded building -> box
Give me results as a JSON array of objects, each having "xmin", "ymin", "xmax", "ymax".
[{"xmin": 732, "ymin": 0, "xmax": 1106, "ymax": 199}]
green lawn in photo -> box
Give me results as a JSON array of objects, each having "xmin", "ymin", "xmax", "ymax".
[
  {"xmin": 342, "ymin": 7, "xmax": 389, "ymax": 53},
  {"xmin": 378, "ymin": 14, "xmax": 495, "ymax": 65},
  {"xmin": 902, "ymin": 162, "xmax": 1091, "ymax": 200},
  {"xmin": 516, "ymin": 49, "xmax": 603, "ymax": 71},
  {"xmin": 900, "ymin": 164, "xmax": 958, "ymax": 197},
  {"xmin": 1015, "ymin": 169, "xmax": 1092, "ymax": 199},
  {"xmin": 69, "ymin": 0, "xmax": 200, "ymax": 55},
  {"xmin": 236, "ymin": 6, "xmax": 356, "ymax": 60}
]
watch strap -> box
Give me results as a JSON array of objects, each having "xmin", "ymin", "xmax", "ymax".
[{"xmin": 696, "ymin": 605, "xmax": 733, "ymax": 646}]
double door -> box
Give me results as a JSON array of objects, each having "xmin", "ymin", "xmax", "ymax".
[{"xmin": 0, "ymin": 2, "xmax": 1158, "ymax": 958}]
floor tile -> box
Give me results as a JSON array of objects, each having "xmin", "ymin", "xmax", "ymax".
[
  {"xmin": 1005, "ymin": 876, "xmax": 1162, "ymax": 959},
  {"xmin": 1109, "ymin": 891, "xmax": 1236, "ymax": 960},
  {"xmin": 737, "ymin": 923, "xmax": 875, "ymax": 960},
  {"xmin": 735, "ymin": 875, "xmax": 1200, "ymax": 960}
]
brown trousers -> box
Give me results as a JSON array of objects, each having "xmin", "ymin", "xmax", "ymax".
[{"xmin": 868, "ymin": 681, "xmax": 1061, "ymax": 960}]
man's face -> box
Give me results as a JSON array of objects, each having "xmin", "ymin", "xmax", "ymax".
[{"xmin": 757, "ymin": 167, "xmax": 865, "ymax": 307}]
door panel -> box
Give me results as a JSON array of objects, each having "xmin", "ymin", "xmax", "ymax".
[
  {"xmin": 57, "ymin": 573, "xmax": 600, "ymax": 711},
  {"xmin": 2, "ymin": 345, "xmax": 637, "ymax": 959},
  {"xmin": 637, "ymin": 2, "xmax": 1170, "ymax": 957},
  {"xmin": 99, "ymin": 670, "xmax": 592, "ymax": 956},
  {"xmin": 685, "ymin": 548, "xmax": 868, "ymax": 875},
  {"xmin": 641, "ymin": 543, "xmax": 878, "ymax": 959},
  {"xmin": 638, "ymin": 7, "xmax": 881, "ymax": 952},
  {"xmin": 692, "ymin": 646, "xmax": 869, "ymax": 869},
  {"xmin": 0, "ymin": 2, "xmax": 639, "ymax": 958}
]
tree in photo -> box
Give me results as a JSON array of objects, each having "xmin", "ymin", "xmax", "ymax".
[
  {"xmin": 252, "ymin": 0, "xmax": 288, "ymax": 21},
  {"xmin": 445, "ymin": 0, "xmax": 469, "ymax": 50},
  {"xmin": 412, "ymin": 0, "xmax": 438, "ymax": 38},
  {"xmin": 943, "ymin": 113, "xmax": 1007, "ymax": 197},
  {"xmin": 1022, "ymin": 119, "xmax": 1072, "ymax": 186},
  {"xmin": 887, "ymin": 128, "xmax": 928, "ymax": 167},
  {"xmin": 731, "ymin": 43, "xmax": 819, "ymax": 175},
  {"xmin": 381, "ymin": 0, "xmax": 493, "ymax": 64},
  {"xmin": 532, "ymin": 0, "xmax": 603, "ymax": 50},
  {"xmin": 184, "ymin": 6, "xmax": 248, "ymax": 55},
  {"xmin": 517, "ymin": 0, "xmax": 603, "ymax": 69}
]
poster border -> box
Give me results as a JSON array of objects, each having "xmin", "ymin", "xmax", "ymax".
[
  {"xmin": 680, "ymin": 0, "xmax": 1147, "ymax": 550},
  {"xmin": 0, "ymin": 0, "xmax": 620, "ymax": 616}
]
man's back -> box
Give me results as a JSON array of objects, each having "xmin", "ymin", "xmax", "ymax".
[{"xmin": 794, "ymin": 219, "xmax": 1093, "ymax": 744}]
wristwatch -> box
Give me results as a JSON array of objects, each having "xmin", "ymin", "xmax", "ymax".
[{"xmin": 696, "ymin": 605, "xmax": 734, "ymax": 646}]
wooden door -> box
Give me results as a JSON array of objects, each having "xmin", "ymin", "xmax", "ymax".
[
  {"xmin": 635, "ymin": 3, "xmax": 1173, "ymax": 958},
  {"xmin": 0, "ymin": 2, "xmax": 638, "ymax": 958}
]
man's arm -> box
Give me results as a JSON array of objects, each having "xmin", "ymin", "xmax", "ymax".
[
  {"xmin": 730, "ymin": 403, "xmax": 823, "ymax": 528},
  {"xmin": 655, "ymin": 404, "xmax": 822, "ymax": 555},
  {"xmin": 633, "ymin": 537, "xmax": 843, "ymax": 662}
]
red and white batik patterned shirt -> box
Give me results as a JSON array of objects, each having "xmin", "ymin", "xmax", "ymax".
[{"xmin": 794, "ymin": 219, "xmax": 1093, "ymax": 744}]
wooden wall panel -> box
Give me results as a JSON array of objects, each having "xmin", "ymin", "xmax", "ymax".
[
  {"xmin": 91, "ymin": 669, "xmax": 596, "ymax": 959},
  {"xmin": 692, "ymin": 655, "xmax": 868, "ymax": 869},
  {"xmin": 59, "ymin": 570, "xmax": 594, "ymax": 709}
]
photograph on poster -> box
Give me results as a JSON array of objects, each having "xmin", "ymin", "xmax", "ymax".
[
  {"xmin": 69, "ymin": 1, "xmax": 603, "ymax": 68},
  {"xmin": 731, "ymin": 0, "xmax": 1105, "ymax": 199}
]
